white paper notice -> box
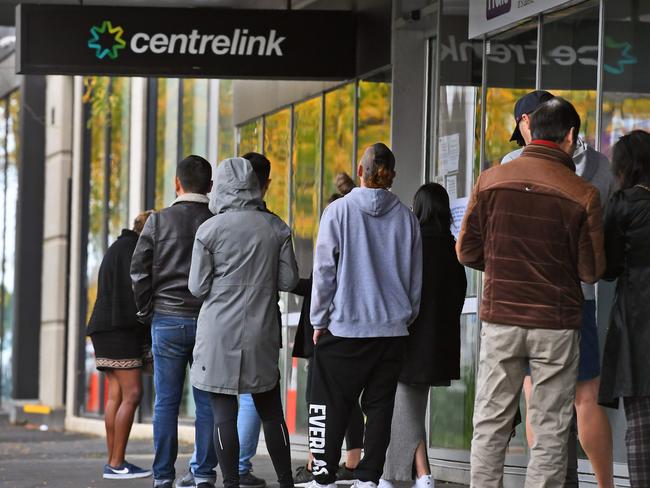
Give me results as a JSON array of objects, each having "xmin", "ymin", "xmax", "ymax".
[
  {"xmin": 450, "ymin": 197, "xmax": 469, "ymax": 239},
  {"xmin": 445, "ymin": 174, "xmax": 458, "ymax": 201},
  {"xmin": 439, "ymin": 133, "xmax": 460, "ymax": 174}
]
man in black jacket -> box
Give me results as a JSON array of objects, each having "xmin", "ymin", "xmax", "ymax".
[{"xmin": 131, "ymin": 155, "xmax": 217, "ymax": 488}]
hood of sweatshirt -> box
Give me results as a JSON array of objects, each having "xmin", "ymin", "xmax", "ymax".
[
  {"xmin": 209, "ymin": 157, "xmax": 264, "ymax": 214},
  {"xmin": 346, "ymin": 187, "xmax": 401, "ymax": 217}
]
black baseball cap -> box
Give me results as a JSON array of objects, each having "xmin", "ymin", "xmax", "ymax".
[{"xmin": 510, "ymin": 90, "xmax": 555, "ymax": 144}]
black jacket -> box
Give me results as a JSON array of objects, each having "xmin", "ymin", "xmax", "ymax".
[
  {"xmin": 400, "ymin": 224, "xmax": 467, "ymax": 386},
  {"xmin": 291, "ymin": 276, "xmax": 313, "ymax": 359},
  {"xmin": 87, "ymin": 229, "xmax": 140, "ymax": 335},
  {"xmin": 131, "ymin": 198, "xmax": 213, "ymax": 319},
  {"xmin": 599, "ymin": 187, "xmax": 650, "ymax": 406}
]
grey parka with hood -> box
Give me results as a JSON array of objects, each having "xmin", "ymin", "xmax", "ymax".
[{"xmin": 189, "ymin": 157, "xmax": 299, "ymax": 395}]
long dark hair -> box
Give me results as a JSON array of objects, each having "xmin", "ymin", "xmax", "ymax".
[
  {"xmin": 612, "ymin": 130, "xmax": 650, "ymax": 190},
  {"xmin": 412, "ymin": 183, "xmax": 452, "ymax": 232}
]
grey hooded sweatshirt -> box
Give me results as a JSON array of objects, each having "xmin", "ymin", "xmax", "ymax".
[
  {"xmin": 189, "ymin": 157, "xmax": 299, "ymax": 395},
  {"xmin": 310, "ymin": 187, "xmax": 422, "ymax": 338}
]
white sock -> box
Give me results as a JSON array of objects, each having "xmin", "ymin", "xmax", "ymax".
[{"xmin": 378, "ymin": 479, "xmax": 395, "ymax": 488}]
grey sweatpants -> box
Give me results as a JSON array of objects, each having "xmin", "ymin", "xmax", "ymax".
[{"xmin": 470, "ymin": 322, "xmax": 579, "ymax": 488}]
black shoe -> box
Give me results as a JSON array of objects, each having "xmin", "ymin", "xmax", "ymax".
[
  {"xmin": 240, "ymin": 472, "xmax": 267, "ymax": 488},
  {"xmin": 196, "ymin": 484, "xmax": 215, "ymax": 488},
  {"xmin": 336, "ymin": 463, "xmax": 357, "ymax": 484},
  {"xmin": 175, "ymin": 470, "xmax": 195, "ymax": 488},
  {"xmin": 294, "ymin": 466, "xmax": 314, "ymax": 487},
  {"xmin": 155, "ymin": 482, "xmax": 174, "ymax": 488}
]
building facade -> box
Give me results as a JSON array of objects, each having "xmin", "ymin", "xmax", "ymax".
[{"xmin": 1, "ymin": 0, "xmax": 647, "ymax": 486}]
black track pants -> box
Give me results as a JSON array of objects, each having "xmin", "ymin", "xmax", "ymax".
[
  {"xmin": 308, "ymin": 333, "xmax": 405, "ymax": 485},
  {"xmin": 306, "ymin": 357, "xmax": 365, "ymax": 451},
  {"xmin": 210, "ymin": 384, "xmax": 293, "ymax": 488}
]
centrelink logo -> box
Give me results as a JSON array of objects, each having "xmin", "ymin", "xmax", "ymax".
[
  {"xmin": 88, "ymin": 21, "xmax": 126, "ymax": 60},
  {"xmin": 88, "ymin": 22, "xmax": 286, "ymax": 60}
]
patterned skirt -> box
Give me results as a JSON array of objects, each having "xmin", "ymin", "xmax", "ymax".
[{"xmin": 90, "ymin": 327, "xmax": 149, "ymax": 371}]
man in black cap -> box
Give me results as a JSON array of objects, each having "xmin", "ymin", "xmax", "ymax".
[
  {"xmin": 502, "ymin": 91, "xmax": 617, "ymax": 488},
  {"xmin": 502, "ymin": 90, "xmax": 555, "ymax": 162}
]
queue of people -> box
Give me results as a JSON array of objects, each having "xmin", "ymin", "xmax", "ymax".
[{"xmin": 85, "ymin": 94, "xmax": 650, "ymax": 488}]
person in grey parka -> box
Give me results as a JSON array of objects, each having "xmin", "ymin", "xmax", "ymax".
[{"xmin": 189, "ymin": 157, "xmax": 299, "ymax": 488}]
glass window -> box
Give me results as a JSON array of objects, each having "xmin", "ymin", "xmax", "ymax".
[
  {"xmin": 263, "ymin": 111, "xmax": 290, "ymax": 222},
  {"xmin": 323, "ymin": 84, "xmax": 354, "ymax": 206},
  {"xmin": 218, "ymin": 80, "xmax": 235, "ymax": 162},
  {"xmin": 357, "ymin": 73, "xmax": 392, "ymax": 163},
  {"xmin": 288, "ymin": 97, "xmax": 322, "ymax": 437},
  {"xmin": 0, "ymin": 92, "xmax": 18, "ymax": 404},
  {"xmin": 540, "ymin": 2, "xmax": 599, "ymax": 147},
  {"xmin": 484, "ymin": 23, "xmax": 538, "ymax": 168},
  {"xmin": 182, "ymin": 79, "xmax": 209, "ymax": 158},
  {"xmin": 429, "ymin": 314, "xmax": 478, "ymax": 450},
  {"xmin": 601, "ymin": 0, "xmax": 650, "ymax": 157},
  {"xmin": 238, "ymin": 118, "xmax": 263, "ymax": 156},
  {"xmin": 82, "ymin": 77, "xmax": 131, "ymax": 415},
  {"xmin": 155, "ymin": 78, "xmax": 180, "ymax": 210}
]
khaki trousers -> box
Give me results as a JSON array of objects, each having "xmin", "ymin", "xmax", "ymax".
[{"xmin": 470, "ymin": 322, "xmax": 579, "ymax": 488}]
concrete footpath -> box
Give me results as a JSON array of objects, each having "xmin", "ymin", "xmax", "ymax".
[{"xmin": 0, "ymin": 422, "xmax": 466, "ymax": 488}]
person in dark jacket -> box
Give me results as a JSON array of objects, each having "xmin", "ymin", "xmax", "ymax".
[
  {"xmin": 380, "ymin": 183, "xmax": 466, "ymax": 488},
  {"xmin": 599, "ymin": 130, "xmax": 650, "ymax": 487},
  {"xmin": 88, "ymin": 210, "xmax": 153, "ymax": 480},
  {"xmin": 130, "ymin": 155, "xmax": 217, "ymax": 488}
]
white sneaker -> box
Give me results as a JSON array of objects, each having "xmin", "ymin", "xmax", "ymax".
[
  {"xmin": 353, "ymin": 481, "xmax": 378, "ymax": 488},
  {"xmin": 412, "ymin": 475, "xmax": 434, "ymax": 488},
  {"xmin": 378, "ymin": 479, "xmax": 395, "ymax": 488},
  {"xmin": 306, "ymin": 481, "xmax": 337, "ymax": 488}
]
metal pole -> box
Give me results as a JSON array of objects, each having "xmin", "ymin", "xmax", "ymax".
[
  {"xmin": 536, "ymin": 14, "xmax": 544, "ymax": 90},
  {"xmin": 595, "ymin": 0, "xmax": 606, "ymax": 152}
]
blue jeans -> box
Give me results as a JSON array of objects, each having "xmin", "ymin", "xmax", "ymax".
[
  {"xmin": 238, "ymin": 394, "xmax": 262, "ymax": 475},
  {"xmin": 152, "ymin": 314, "xmax": 217, "ymax": 485},
  {"xmin": 190, "ymin": 393, "xmax": 262, "ymax": 476}
]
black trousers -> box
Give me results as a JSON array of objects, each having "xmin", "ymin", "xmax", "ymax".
[
  {"xmin": 210, "ymin": 384, "xmax": 293, "ymax": 488},
  {"xmin": 308, "ymin": 333, "xmax": 404, "ymax": 485},
  {"xmin": 306, "ymin": 357, "xmax": 365, "ymax": 451}
]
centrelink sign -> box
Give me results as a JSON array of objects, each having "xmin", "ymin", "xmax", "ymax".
[{"xmin": 17, "ymin": 4, "xmax": 356, "ymax": 79}]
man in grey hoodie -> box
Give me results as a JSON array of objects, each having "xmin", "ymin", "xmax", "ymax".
[{"xmin": 308, "ymin": 143, "xmax": 422, "ymax": 488}]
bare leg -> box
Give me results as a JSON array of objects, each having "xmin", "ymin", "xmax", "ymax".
[
  {"xmin": 104, "ymin": 371, "xmax": 122, "ymax": 464},
  {"xmin": 414, "ymin": 440, "xmax": 430, "ymax": 478},
  {"xmin": 346, "ymin": 448, "xmax": 361, "ymax": 469},
  {"xmin": 575, "ymin": 378, "xmax": 614, "ymax": 488},
  {"xmin": 522, "ymin": 376, "xmax": 534, "ymax": 447},
  {"xmin": 109, "ymin": 368, "xmax": 143, "ymax": 467}
]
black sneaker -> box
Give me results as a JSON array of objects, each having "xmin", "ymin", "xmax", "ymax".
[
  {"xmin": 155, "ymin": 482, "xmax": 174, "ymax": 488},
  {"xmin": 196, "ymin": 484, "xmax": 215, "ymax": 488},
  {"xmin": 294, "ymin": 465, "xmax": 314, "ymax": 487},
  {"xmin": 175, "ymin": 470, "xmax": 195, "ymax": 488},
  {"xmin": 240, "ymin": 472, "xmax": 267, "ymax": 488},
  {"xmin": 336, "ymin": 464, "xmax": 357, "ymax": 484}
]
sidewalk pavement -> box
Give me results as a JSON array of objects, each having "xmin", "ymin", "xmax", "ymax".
[{"xmin": 0, "ymin": 422, "xmax": 467, "ymax": 488}]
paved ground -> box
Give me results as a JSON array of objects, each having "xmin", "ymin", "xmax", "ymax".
[{"xmin": 0, "ymin": 421, "xmax": 466, "ymax": 488}]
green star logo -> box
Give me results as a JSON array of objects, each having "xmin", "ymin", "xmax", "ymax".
[
  {"xmin": 87, "ymin": 21, "xmax": 126, "ymax": 60},
  {"xmin": 604, "ymin": 36, "xmax": 637, "ymax": 75}
]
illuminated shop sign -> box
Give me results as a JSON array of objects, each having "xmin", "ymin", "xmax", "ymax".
[{"xmin": 16, "ymin": 4, "xmax": 356, "ymax": 79}]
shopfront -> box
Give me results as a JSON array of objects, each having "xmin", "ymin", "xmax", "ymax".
[{"xmin": 4, "ymin": 0, "xmax": 648, "ymax": 486}]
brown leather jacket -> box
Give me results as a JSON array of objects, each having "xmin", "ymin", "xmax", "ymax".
[{"xmin": 457, "ymin": 141, "xmax": 605, "ymax": 329}]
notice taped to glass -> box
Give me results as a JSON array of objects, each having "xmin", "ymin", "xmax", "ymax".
[{"xmin": 16, "ymin": 4, "xmax": 356, "ymax": 79}]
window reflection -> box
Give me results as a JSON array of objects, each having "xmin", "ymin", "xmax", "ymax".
[
  {"xmin": 218, "ymin": 80, "xmax": 235, "ymax": 162},
  {"xmin": 182, "ymin": 79, "xmax": 209, "ymax": 157},
  {"xmin": 238, "ymin": 118, "xmax": 263, "ymax": 155},
  {"xmin": 155, "ymin": 78, "xmax": 180, "ymax": 209},
  {"xmin": 357, "ymin": 74, "xmax": 392, "ymax": 163},
  {"xmin": 540, "ymin": 2, "xmax": 599, "ymax": 146},
  {"xmin": 0, "ymin": 92, "xmax": 18, "ymax": 403},
  {"xmin": 323, "ymin": 84, "xmax": 354, "ymax": 207},
  {"xmin": 263, "ymin": 111, "xmax": 290, "ymax": 222},
  {"xmin": 484, "ymin": 23, "xmax": 538, "ymax": 167},
  {"xmin": 83, "ymin": 77, "xmax": 131, "ymax": 415}
]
